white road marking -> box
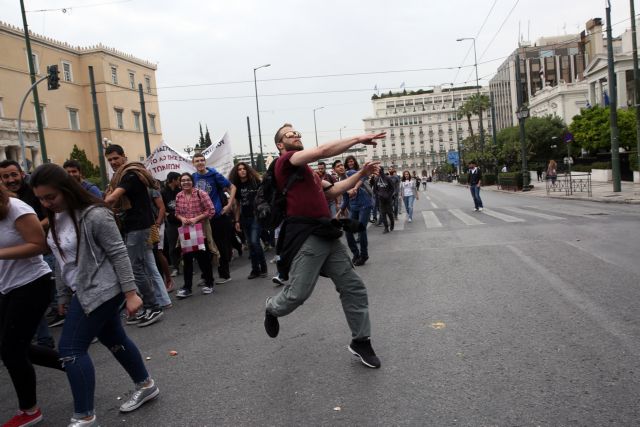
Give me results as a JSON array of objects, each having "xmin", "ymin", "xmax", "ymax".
[
  {"xmin": 481, "ymin": 208, "xmax": 525, "ymax": 223},
  {"xmin": 449, "ymin": 209, "xmax": 484, "ymax": 225},
  {"xmin": 422, "ymin": 211, "xmax": 442, "ymax": 228},
  {"xmin": 501, "ymin": 206, "xmax": 565, "ymax": 220}
]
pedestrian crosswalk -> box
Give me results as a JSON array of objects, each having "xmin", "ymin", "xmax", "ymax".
[{"xmin": 371, "ymin": 205, "xmax": 604, "ymax": 231}]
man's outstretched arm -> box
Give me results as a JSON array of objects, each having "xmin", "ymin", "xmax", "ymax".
[
  {"xmin": 290, "ymin": 132, "xmax": 386, "ymax": 167},
  {"xmin": 324, "ymin": 161, "xmax": 380, "ymax": 199}
]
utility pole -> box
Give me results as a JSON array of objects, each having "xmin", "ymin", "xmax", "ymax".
[
  {"xmin": 20, "ymin": 0, "xmax": 47, "ymax": 163},
  {"xmin": 246, "ymin": 116, "xmax": 255, "ymax": 169},
  {"xmin": 630, "ymin": 0, "xmax": 640, "ymax": 175},
  {"xmin": 515, "ymin": 53, "xmax": 531, "ymax": 190},
  {"xmin": 89, "ymin": 66, "xmax": 108, "ymax": 188},
  {"xmin": 606, "ymin": 0, "xmax": 622, "ymax": 191},
  {"xmin": 138, "ymin": 84, "xmax": 151, "ymax": 157}
]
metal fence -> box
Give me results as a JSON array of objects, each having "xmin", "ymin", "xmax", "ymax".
[{"xmin": 546, "ymin": 172, "xmax": 592, "ymax": 197}]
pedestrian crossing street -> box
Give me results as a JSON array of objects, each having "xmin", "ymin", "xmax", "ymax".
[{"xmin": 368, "ymin": 201, "xmax": 611, "ymax": 231}]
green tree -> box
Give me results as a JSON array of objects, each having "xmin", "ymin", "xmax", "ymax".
[
  {"xmin": 204, "ymin": 125, "xmax": 212, "ymax": 148},
  {"xmin": 198, "ymin": 123, "xmax": 205, "ymax": 148},
  {"xmin": 68, "ymin": 145, "xmax": 101, "ymax": 185},
  {"xmin": 458, "ymin": 102, "xmax": 475, "ymax": 138},
  {"xmin": 569, "ymin": 106, "xmax": 637, "ymax": 155}
]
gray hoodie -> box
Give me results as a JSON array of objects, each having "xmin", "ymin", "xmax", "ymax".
[{"xmin": 55, "ymin": 205, "xmax": 137, "ymax": 314}]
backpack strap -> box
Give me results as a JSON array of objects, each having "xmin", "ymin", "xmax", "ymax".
[{"xmin": 282, "ymin": 166, "xmax": 303, "ymax": 195}]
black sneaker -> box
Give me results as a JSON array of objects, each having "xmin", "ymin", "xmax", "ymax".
[
  {"xmin": 264, "ymin": 299, "xmax": 279, "ymax": 338},
  {"xmin": 126, "ymin": 310, "xmax": 146, "ymax": 325},
  {"xmin": 138, "ymin": 309, "xmax": 163, "ymax": 328},
  {"xmin": 48, "ymin": 313, "xmax": 66, "ymax": 327},
  {"xmin": 351, "ymin": 255, "xmax": 360, "ymax": 264},
  {"xmin": 248, "ymin": 271, "xmax": 260, "ymax": 280},
  {"xmin": 348, "ymin": 338, "xmax": 381, "ymax": 368},
  {"xmin": 353, "ymin": 256, "xmax": 368, "ymax": 266},
  {"xmin": 382, "ymin": 228, "xmax": 389, "ymax": 234}
]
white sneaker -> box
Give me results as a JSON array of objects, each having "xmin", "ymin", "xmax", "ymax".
[
  {"xmin": 216, "ymin": 277, "xmax": 232, "ymax": 285},
  {"xmin": 478, "ymin": 207, "xmax": 483, "ymax": 212},
  {"xmin": 408, "ymin": 218, "xmax": 412, "ymax": 223},
  {"xmin": 202, "ymin": 286, "xmax": 214, "ymax": 295}
]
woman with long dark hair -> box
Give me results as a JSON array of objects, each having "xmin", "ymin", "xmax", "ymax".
[
  {"xmin": 0, "ymin": 184, "xmax": 62, "ymax": 427},
  {"xmin": 174, "ymin": 172, "xmax": 216, "ymax": 298},
  {"xmin": 401, "ymin": 170, "xmax": 419, "ymax": 222},
  {"xmin": 228, "ymin": 162, "xmax": 267, "ymax": 279},
  {"xmin": 31, "ymin": 164, "xmax": 159, "ymax": 427}
]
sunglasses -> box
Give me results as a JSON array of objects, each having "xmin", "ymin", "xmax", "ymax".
[{"xmin": 280, "ymin": 130, "xmax": 302, "ymax": 141}]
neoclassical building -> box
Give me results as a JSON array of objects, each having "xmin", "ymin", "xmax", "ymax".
[
  {"xmin": 362, "ymin": 85, "xmax": 491, "ymax": 175},
  {"xmin": 0, "ymin": 21, "xmax": 162, "ymax": 169}
]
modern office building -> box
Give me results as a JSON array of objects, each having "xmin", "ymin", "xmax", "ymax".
[
  {"xmin": 0, "ymin": 21, "xmax": 162, "ymax": 168},
  {"xmin": 362, "ymin": 85, "xmax": 491, "ymax": 175},
  {"xmin": 490, "ymin": 34, "xmax": 586, "ymax": 132}
]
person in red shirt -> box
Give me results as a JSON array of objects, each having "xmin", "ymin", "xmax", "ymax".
[{"xmin": 264, "ymin": 123, "xmax": 385, "ymax": 369}]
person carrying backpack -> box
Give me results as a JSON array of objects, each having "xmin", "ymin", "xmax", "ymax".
[{"xmin": 263, "ymin": 123, "xmax": 385, "ymax": 369}]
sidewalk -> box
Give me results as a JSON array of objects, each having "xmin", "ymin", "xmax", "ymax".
[{"xmin": 481, "ymin": 179, "xmax": 640, "ymax": 204}]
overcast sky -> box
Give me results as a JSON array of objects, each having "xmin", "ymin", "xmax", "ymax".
[{"xmin": 1, "ymin": 0, "xmax": 633, "ymax": 156}]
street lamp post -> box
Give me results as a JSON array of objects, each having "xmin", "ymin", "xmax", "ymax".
[
  {"xmin": 339, "ymin": 125, "xmax": 347, "ymax": 139},
  {"xmin": 253, "ymin": 64, "xmax": 270, "ymax": 170},
  {"xmin": 313, "ymin": 106, "xmax": 324, "ymax": 147},
  {"xmin": 456, "ymin": 37, "xmax": 484, "ymax": 151},
  {"xmin": 516, "ymin": 105, "xmax": 531, "ymax": 190}
]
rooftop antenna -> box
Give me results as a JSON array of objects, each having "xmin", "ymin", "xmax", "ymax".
[{"xmin": 528, "ymin": 20, "xmax": 530, "ymax": 42}]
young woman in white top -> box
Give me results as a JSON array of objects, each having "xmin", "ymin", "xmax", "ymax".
[
  {"xmin": 31, "ymin": 164, "xmax": 159, "ymax": 427},
  {"xmin": 0, "ymin": 185, "xmax": 63, "ymax": 427},
  {"xmin": 400, "ymin": 170, "xmax": 419, "ymax": 222}
]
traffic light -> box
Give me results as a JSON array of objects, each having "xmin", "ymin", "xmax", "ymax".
[{"xmin": 47, "ymin": 65, "xmax": 60, "ymax": 90}]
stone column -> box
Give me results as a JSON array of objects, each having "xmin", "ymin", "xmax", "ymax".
[
  {"xmin": 588, "ymin": 81, "xmax": 595, "ymax": 106},
  {"xmin": 0, "ymin": 146, "xmax": 6, "ymax": 161},
  {"xmin": 596, "ymin": 79, "xmax": 603, "ymax": 106}
]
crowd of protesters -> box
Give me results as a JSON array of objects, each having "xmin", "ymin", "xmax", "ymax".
[{"xmin": 0, "ymin": 122, "xmax": 400, "ymax": 426}]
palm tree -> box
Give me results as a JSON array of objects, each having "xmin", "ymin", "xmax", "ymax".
[
  {"xmin": 458, "ymin": 102, "xmax": 475, "ymax": 138},
  {"xmin": 469, "ymin": 93, "xmax": 491, "ymax": 149}
]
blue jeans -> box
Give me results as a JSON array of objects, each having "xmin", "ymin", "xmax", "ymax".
[
  {"xmin": 125, "ymin": 229, "xmax": 161, "ymax": 310},
  {"xmin": 345, "ymin": 206, "xmax": 371, "ymax": 259},
  {"xmin": 59, "ymin": 294, "xmax": 149, "ymax": 418},
  {"xmin": 240, "ymin": 217, "xmax": 266, "ymax": 273},
  {"xmin": 470, "ymin": 186, "xmax": 483, "ymax": 209},
  {"xmin": 403, "ymin": 195, "xmax": 415, "ymax": 220}
]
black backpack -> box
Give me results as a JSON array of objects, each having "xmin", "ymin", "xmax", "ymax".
[{"xmin": 254, "ymin": 158, "xmax": 303, "ymax": 230}]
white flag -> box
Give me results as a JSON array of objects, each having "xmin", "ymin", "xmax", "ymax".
[{"xmin": 201, "ymin": 132, "xmax": 234, "ymax": 177}]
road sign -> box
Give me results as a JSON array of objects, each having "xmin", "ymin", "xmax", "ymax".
[{"xmin": 564, "ymin": 132, "xmax": 573, "ymax": 143}]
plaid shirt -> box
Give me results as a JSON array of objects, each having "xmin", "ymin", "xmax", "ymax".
[{"xmin": 175, "ymin": 189, "xmax": 215, "ymax": 221}]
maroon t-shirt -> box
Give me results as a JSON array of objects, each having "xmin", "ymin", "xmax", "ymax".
[{"xmin": 275, "ymin": 151, "xmax": 331, "ymax": 219}]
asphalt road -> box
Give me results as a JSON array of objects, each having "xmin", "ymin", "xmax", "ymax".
[{"xmin": 2, "ymin": 183, "xmax": 640, "ymax": 426}]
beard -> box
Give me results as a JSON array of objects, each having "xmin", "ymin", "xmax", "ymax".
[{"xmin": 282, "ymin": 141, "xmax": 304, "ymax": 152}]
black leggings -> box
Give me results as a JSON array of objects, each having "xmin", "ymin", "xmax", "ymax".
[
  {"xmin": 0, "ymin": 274, "xmax": 63, "ymax": 410},
  {"xmin": 379, "ymin": 199, "xmax": 394, "ymax": 230}
]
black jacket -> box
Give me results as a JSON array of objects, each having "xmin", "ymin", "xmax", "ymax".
[{"xmin": 468, "ymin": 168, "xmax": 482, "ymax": 186}]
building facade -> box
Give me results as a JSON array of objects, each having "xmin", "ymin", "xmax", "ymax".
[
  {"xmin": 528, "ymin": 82, "xmax": 589, "ymax": 124},
  {"xmin": 362, "ymin": 85, "xmax": 491, "ymax": 175},
  {"xmin": 0, "ymin": 21, "xmax": 162, "ymax": 169},
  {"xmin": 490, "ymin": 35, "xmax": 586, "ymax": 132}
]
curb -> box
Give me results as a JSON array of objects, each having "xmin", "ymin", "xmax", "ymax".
[{"xmin": 456, "ymin": 184, "xmax": 640, "ymax": 205}]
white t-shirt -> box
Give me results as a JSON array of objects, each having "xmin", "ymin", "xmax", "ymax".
[
  {"xmin": 0, "ymin": 197, "xmax": 51, "ymax": 294},
  {"xmin": 47, "ymin": 211, "xmax": 80, "ymax": 292},
  {"xmin": 401, "ymin": 180, "xmax": 415, "ymax": 197}
]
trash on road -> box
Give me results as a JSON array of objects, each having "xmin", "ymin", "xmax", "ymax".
[
  {"xmin": 430, "ymin": 321, "xmax": 446, "ymax": 330},
  {"xmin": 333, "ymin": 406, "xmax": 341, "ymax": 411},
  {"xmin": 169, "ymin": 350, "xmax": 178, "ymax": 356}
]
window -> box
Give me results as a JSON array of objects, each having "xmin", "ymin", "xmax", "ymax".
[
  {"xmin": 62, "ymin": 61, "xmax": 73, "ymax": 82},
  {"xmin": 115, "ymin": 109, "xmax": 124, "ymax": 129},
  {"xmin": 111, "ymin": 66, "xmax": 118, "ymax": 85},
  {"xmin": 145, "ymin": 76, "xmax": 151, "ymax": 94},
  {"xmin": 129, "ymin": 72, "xmax": 135, "ymax": 89},
  {"xmin": 148, "ymin": 114, "xmax": 156, "ymax": 133},
  {"xmin": 133, "ymin": 112, "xmax": 141, "ymax": 131},
  {"xmin": 68, "ymin": 109, "xmax": 79, "ymax": 130}
]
